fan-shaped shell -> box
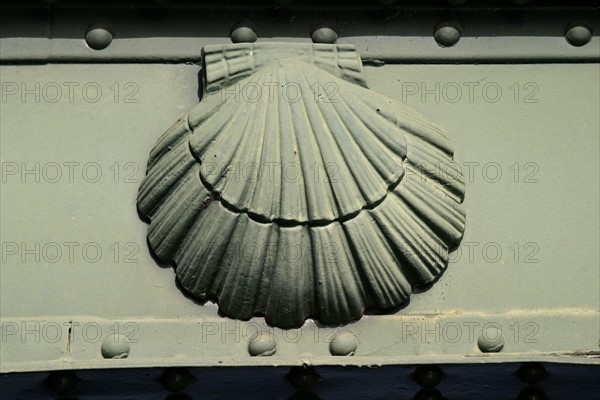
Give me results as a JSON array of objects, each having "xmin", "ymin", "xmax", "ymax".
[{"xmin": 138, "ymin": 43, "xmax": 466, "ymax": 328}]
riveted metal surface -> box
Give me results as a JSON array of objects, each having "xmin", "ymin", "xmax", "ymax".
[
  {"xmin": 1, "ymin": 4, "xmax": 599, "ymax": 62},
  {"xmin": 0, "ymin": 2, "xmax": 599, "ymax": 376},
  {"xmin": 1, "ymin": 364, "xmax": 600, "ymax": 399}
]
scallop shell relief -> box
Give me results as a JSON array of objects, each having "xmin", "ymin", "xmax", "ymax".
[{"xmin": 138, "ymin": 43, "xmax": 466, "ymax": 329}]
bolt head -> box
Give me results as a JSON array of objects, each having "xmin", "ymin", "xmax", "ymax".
[
  {"xmin": 101, "ymin": 334, "xmax": 130, "ymax": 359},
  {"xmin": 231, "ymin": 26, "xmax": 257, "ymax": 44},
  {"xmin": 288, "ymin": 366, "xmax": 320, "ymax": 390},
  {"xmin": 477, "ymin": 326, "xmax": 504, "ymax": 353},
  {"xmin": 434, "ymin": 22, "xmax": 461, "ymax": 47},
  {"xmin": 516, "ymin": 363, "xmax": 548, "ymax": 384},
  {"xmin": 311, "ymin": 27, "xmax": 338, "ymax": 44},
  {"xmin": 45, "ymin": 371, "xmax": 78, "ymax": 396},
  {"xmin": 85, "ymin": 24, "xmax": 113, "ymax": 50},
  {"xmin": 248, "ymin": 332, "xmax": 276, "ymax": 356},
  {"xmin": 565, "ymin": 23, "xmax": 592, "ymax": 47},
  {"xmin": 161, "ymin": 368, "xmax": 195, "ymax": 392},
  {"xmin": 329, "ymin": 332, "xmax": 357, "ymax": 356},
  {"xmin": 413, "ymin": 365, "xmax": 444, "ymax": 388}
]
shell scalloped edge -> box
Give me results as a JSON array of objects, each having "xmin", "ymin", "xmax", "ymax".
[{"xmin": 138, "ymin": 43, "xmax": 466, "ymax": 329}]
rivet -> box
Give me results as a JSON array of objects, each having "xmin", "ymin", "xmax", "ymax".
[
  {"xmin": 516, "ymin": 363, "xmax": 547, "ymax": 385},
  {"xmin": 230, "ymin": 23, "xmax": 257, "ymax": 44},
  {"xmin": 161, "ymin": 368, "xmax": 195, "ymax": 392},
  {"xmin": 85, "ymin": 24, "xmax": 113, "ymax": 50},
  {"xmin": 101, "ymin": 334, "xmax": 130, "ymax": 359},
  {"xmin": 414, "ymin": 388, "xmax": 443, "ymax": 400},
  {"xmin": 565, "ymin": 23, "xmax": 592, "ymax": 47},
  {"xmin": 248, "ymin": 331, "xmax": 276, "ymax": 356},
  {"xmin": 45, "ymin": 371, "xmax": 78, "ymax": 396},
  {"xmin": 433, "ymin": 22, "xmax": 461, "ymax": 47},
  {"xmin": 288, "ymin": 366, "xmax": 320, "ymax": 390},
  {"xmin": 517, "ymin": 387, "xmax": 548, "ymax": 400},
  {"xmin": 477, "ymin": 326, "xmax": 504, "ymax": 353},
  {"xmin": 329, "ymin": 331, "xmax": 357, "ymax": 356},
  {"xmin": 311, "ymin": 27, "xmax": 338, "ymax": 44},
  {"xmin": 413, "ymin": 365, "xmax": 444, "ymax": 388}
]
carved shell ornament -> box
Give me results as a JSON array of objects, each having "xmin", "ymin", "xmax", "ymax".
[{"xmin": 138, "ymin": 43, "xmax": 466, "ymax": 329}]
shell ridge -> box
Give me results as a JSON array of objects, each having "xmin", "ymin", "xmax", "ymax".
[
  {"xmin": 147, "ymin": 165, "xmax": 210, "ymax": 260},
  {"xmin": 343, "ymin": 214, "xmax": 411, "ymax": 308},
  {"xmin": 309, "ymin": 224, "xmax": 365, "ymax": 323},
  {"xmin": 395, "ymin": 177, "xmax": 466, "ymax": 246},
  {"xmin": 403, "ymin": 162, "xmax": 462, "ymax": 204},
  {"xmin": 290, "ymin": 67, "xmax": 340, "ymax": 221},
  {"xmin": 295, "ymin": 68, "xmax": 364, "ymax": 218},
  {"xmin": 138, "ymin": 142, "xmax": 197, "ymax": 218},
  {"xmin": 392, "ymin": 195, "xmax": 448, "ymax": 271},
  {"xmin": 247, "ymin": 223, "xmax": 278, "ymax": 317},
  {"xmin": 362, "ymin": 93, "xmax": 454, "ymax": 155},
  {"xmin": 333, "ymin": 93, "xmax": 406, "ymax": 186},
  {"xmin": 175, "ymin": 206, "xmax": 239, "ymax": 297},
  {"xmin": 265, "ymin": 227, "xmax": 314, "ymax": 328},
  {"xmin": 147, "ymin": 116, "xmax": 191, "ymax": 169},
  {"xmin": 342, "ymin": 216, "xmax": 392, "ymax": 307},
  {"xmin": 206, "ymin": 212, "xmax": 242, "ymax": 298},
  {"xmin": 309, "ymin": 70, "xmax": 387, "ymax": 205},
  {"xmin": 376, "ymin": 196, "xmax": 447, "ymax": 283},
  {"xmin": 405, "ymin": 138, "xmax": 465, "ymax": 200},
  {"xmin": 213, "ymin": 214, "xmax": 251, "ymax": 310},
  {"xmin": 343, "ymin": 92, "xmax": 409, "ymax": 159},
  {"xmin": 200, "ymin": 101, "xmax": 254, "ymax": 190},
  {"xmin": 249, "ymin": 66, "xmax": 281, "ymax": 220},
  {"xmin": 280, "ymin": 67, "xmax": 310, "ymax": 222},
  {"xmin": 367, "ymin": 202, "xmax": 429, "ymax": 285},
  {"xmin": 326, "ymin": 88, "xmax": 404, "ymax": 198},
  {"xmin": 216, "ymin": 79, "xmax": 271, "ymax": 211},
  {"xmin": 188, "ymin": 96, "xmax": 242, "ymax": 159},
  {"xmin": 261, "ymin": 225, "xmax": 282, "ymax": 317},
  {"xmin": 139, "ymin": 44, "xmax": 467, "ymax": 328}
]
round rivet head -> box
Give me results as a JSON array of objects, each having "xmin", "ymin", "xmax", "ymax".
[
  {"xmin": 565, "ymin": 23, "xmax": 592, "ymax": 47},
  {"xmin": 45, "ymin": 371, "xmax": 78, "ymax": 396},
  {"xmin": 248, "ymin": 332, "xmax": 276, "ymax": 356},
  {"xmin": 311, "ymin": 27, "xmax": 338, "ymax": 44},
  {"xmin": 101, "ymin": 334, "xmax": 130, "ymax": 359},
  {"xmin": 516, "ymin": 363, "xmax": 547, "ymax": 384},
  {"xmin": 85, "ymin": 24, "xmax": 113, "ymax": 50},
  {"xmin": 329, "ymin": 332, "xmax": 357, "ymax": 356},
  {"xmin": 477, "ymin": 326, "xmax": 504, "ymax": 353},
  {"xmin": 434, "ymin": 22, "xmax": 461, "ymax": 47},
  {"xmin": 231, "ymin": 26, "xmax": 257, "ymax": 44},
  {"xmin": 413, "ymin": 365, "xmax": 444, "ymax": 388}
]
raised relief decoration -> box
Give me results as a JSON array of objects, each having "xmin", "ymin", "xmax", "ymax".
[{"xmin": 138, "ymin": 43, "xmax": 466, "ymax": 329}]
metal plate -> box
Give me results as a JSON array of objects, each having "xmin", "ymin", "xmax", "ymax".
[
  {"xmin": 1, "ymin": 2, "xmax": 599, "ymax": 374},
  {"xmin": 1, "ymin": 363, "xmax": 600, "ymax": 399}
]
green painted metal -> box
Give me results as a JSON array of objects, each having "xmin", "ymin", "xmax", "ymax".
[{"xmin": 0, "ymin": 2, "xmax": 598, "ymax": 374}]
